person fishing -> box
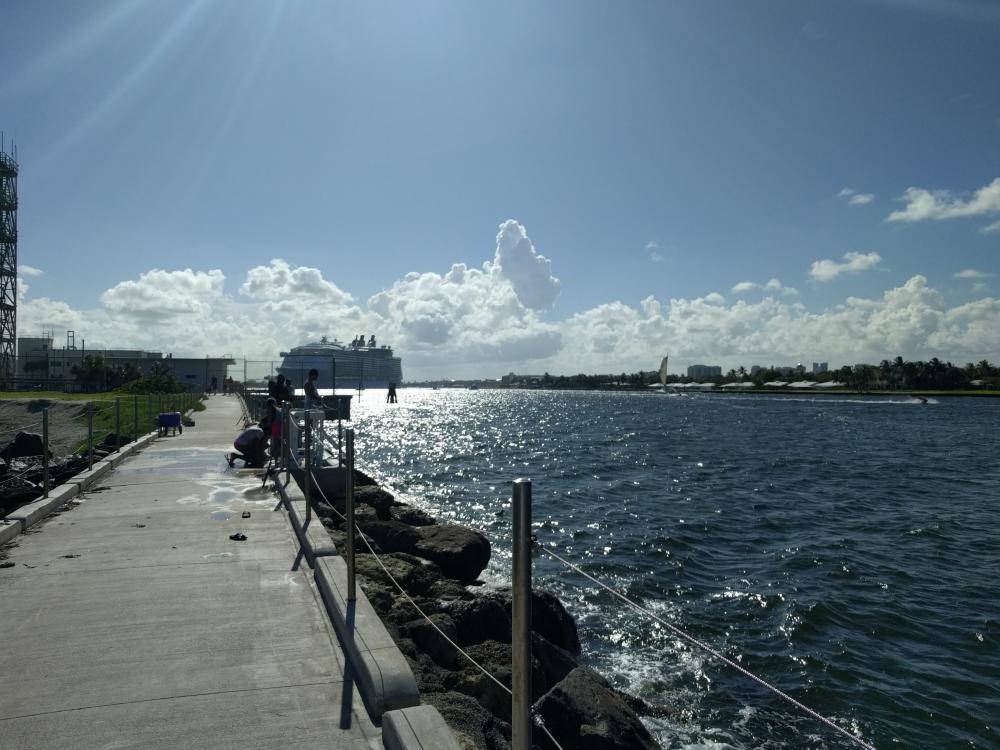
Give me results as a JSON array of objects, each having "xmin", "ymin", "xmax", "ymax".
[{"xmin": 304, "ymin": 368, "xmax": 322, "ymax": 409}]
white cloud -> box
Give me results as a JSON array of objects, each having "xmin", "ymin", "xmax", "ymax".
[
  {"xmin": 101, "ymin": 269, "xmax": 226, "ymax": 319},
  {"xmin": 14, "ymin": 223, "xmax": 1000, "ymax": 380},
  {"xmin": 838, "ymin": 188, "xmax": 874, "ymax": 206},
  {"xmin": 490, "ymin": 220, "xmax": 560, "ymax": 310},
  {"xmin": 954, "ymin": 269, "xmax": 993, "ymax": 279},
  {"xmin": 887, "ymin": 178, "xmax": 1000, "ymax": 222},
  {"xmin": 19, "ymin": 265, "xmax": 43, "ymax": 277},
  {"xmin": 731, "ymin": 278, "xmax": 799, "ymax": 297},
  {"xmin": 809, "ymin": 252, "xmax": 882, "ymax": 282},
  {"xmin": 645, "ymin": 242, "xmax": 664, "ymax": 263},
  {"xmin": 981, "ymin": 220, "xmax": 1000, "ymax": 234}
]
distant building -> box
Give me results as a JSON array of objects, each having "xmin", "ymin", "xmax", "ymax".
[
  {"xmin": 687, "ymin": 364, "xmax": 722, "ymax": 378},
  {"xmin": 750, "ymin": 365, "xmax": 763, "ymax": 376},
  {"xmin": 774, "ymin": 366, "xmax": 795, "ymax": 377},
  {"xmin": 16, "ymin": 333, "xmax": 233, "ymax": 391},
  {"xmin": 812, "ymin": 362, "xmax": 828, "ymax": 374}
]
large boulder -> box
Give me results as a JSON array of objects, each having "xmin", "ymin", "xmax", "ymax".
[
  {"xmin": 412, "ymin": 525, "xmax": 491, "ymax": 583},
  {"xmin": 399, "ymin": 613, "xmax": 459, "ymax": 668},
  {"xmin": 533, "ymin": 667, "xmax": 659, "ymax": 750},
  {"xmin": 484, "ymin": 589, "xmax": 581, "ymax": 655},
  {"xmin": 353, "ymin": 552, "xmax": 445, "ymax": 597},
  {"xmin": 357, "ymin": 519, "xmax": 491, "ymax": 583},
  {"xmin": 392, "ymin": 503, "xmax": 437, "ymax": 527},
  {"xmin": 353, "ymin": 485, "xmax": 394, "ymax": 520},
  {"xmin": 0, "ymin": 432, "xmax": 51, "ymax": 462},
  {"xmin": 444, "ymin": 597, "xmax": 513, "ymax": 646}
]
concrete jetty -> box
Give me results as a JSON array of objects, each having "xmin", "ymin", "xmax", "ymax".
[{"xmin": 0, "ymin": 396, "xmax": 382, "ymax": 749}]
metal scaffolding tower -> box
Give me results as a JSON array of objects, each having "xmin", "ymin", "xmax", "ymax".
[{"xmin": 0, "ymin": 138, "xmax": 16, "ymax": 378}]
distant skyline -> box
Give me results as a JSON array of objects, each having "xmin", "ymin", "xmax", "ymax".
[{"xmin": 2, "ymin": 0, "xmax": 998, "ymax": 380}]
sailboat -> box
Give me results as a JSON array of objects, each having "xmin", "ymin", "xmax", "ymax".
[{"xmin": 658, "ymin": 355, "xmax": 671, "ymax": 392}]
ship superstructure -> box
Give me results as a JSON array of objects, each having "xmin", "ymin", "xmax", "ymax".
[{"xmin": 277, "ymin": 335, "xmax": 402, "ymax": 390}]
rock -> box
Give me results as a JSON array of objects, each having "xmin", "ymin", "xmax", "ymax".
[
  {"xmin": 98, "ymin": 433, "xmax": 132, "ymax": 450},
  {"xmin": 393, "ymin": 503, "xmax": 437, "ymax": 526},
  {"xmin": 353, "ymin": 552, "xmax": 445, "ymax": 597},
  {"xmin": 421, "ymin": 690, "xmax": 512, "ymax": 750},
  {"xmin": 0, "ymin": 432, "xmax": 51, "ymax": 462},
  {"xmin": 445, "ymin": 597, "xmax": 513, "ymax": 646},
  {"xmin": 356, "ymin": 519, "xmax": 420, "ymax": 554},
  {"xmin": 484, "ymin": 589, "xmax": 581, "ymax": 655},
  {"xmin": 353, "ymin": 469, "xmax": 378, "ymax": 487},
  {"xmin": 412, "ymin": 525, "xmax": 491, "ymax": 583},
  {"xmin": 399, "ymin": 613, "xmax": 459, "ymax": 668},
  {"xmin": 353, "ymin": 485, "xmax": 394, "ymax": 520},
  {"xmin": 533, "ymin": 667, "xmax": 659, "ymax": 750}
]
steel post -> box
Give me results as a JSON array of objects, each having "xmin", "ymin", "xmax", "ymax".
[
  {"xmin": 147, "ymin": 394, "xmax": 152, "ymax": 433},
  {"xmin": 87, "ymin": 402, "xmax": 94, "ymax": 471},
  {"xmin": 42, "ymin": 408, "xmax": 49, "ymax": 498},
  {"xmin": 511, "ymin": 478, "xmax": 533, "ymax": 750},
  {"xmin": 283, "ymin": 404, "xmax": 291, "ymax": 480},
  {"xmin": 133, "ymin": 395, "xmax": 138, "ymax": 438},
  {"xmin": 115, "ymin": 399, "xmax": 120, "ymax": 452},
  {"xmin": 346, "ymin": 428, "xmax": 356, "ymax": 601},
  {"xmin": 304, "ymin": 411, "xmax": 313, "ymax": 527}
]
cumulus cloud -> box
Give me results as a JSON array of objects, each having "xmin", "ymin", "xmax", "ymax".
[
  {"xmin": 490, "ymin": 220, "xmax": 560, "ymax": 310},
  {"xmin": 887, "ymin": 178, "xmax": 1000, "ymax": 222},
  {"xmin": 981, "ymin": 220, "xmax": 1000, "ymax": 234},
  {"xmin": 14, "ymin": 222, "xmax": 1000, "ymax": 380},
  {"xmin": 731, "ymin": 278, "xmax": 800, "ymax": 296},
  {"xmin": 954, "ymin": 269, "xmax": 993, "ymax": 279},
  {"xmin": 101, "ymin": 269, "xmax": 226, "ymax": 319},
  {"xmin": 19, "ymin": 264, "xmax": 43, "ymax": 277},
  {"xmin": 809, "ymin": 252, "xmax": 882, "ymax": 282},
  {"xmin": 838, "ymin": 188, "xmax": 874, "ymax": 206}
]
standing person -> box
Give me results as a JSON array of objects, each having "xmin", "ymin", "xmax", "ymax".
[
  {"xmin": 386, "ymin": 382, "xmax": 398, "ymax": 403},
  {"xmin": 262, "ymin": 398, "xmax": 281, "ymax": 459},
  {"xmin": 303, "ymin": 368, "xmax": 322, "ymax": 409},
  {"xmin": 211, "ymin": 375, "xmax": 218, "ymax": 395}
]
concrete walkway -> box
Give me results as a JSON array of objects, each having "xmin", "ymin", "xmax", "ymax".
[{"xmin": 0, "ymin": 396, "xmax": 381, "ymax": 749}]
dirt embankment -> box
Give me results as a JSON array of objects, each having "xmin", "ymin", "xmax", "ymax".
[{"xmin": 0, "ymin": 399, "xmax": 90, "ymax": 459}]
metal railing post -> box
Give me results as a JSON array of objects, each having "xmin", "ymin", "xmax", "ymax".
[
  {"xmin": 512, "ymin": 478, "xmax": 533, "ymax": 750},
  {"xmin": 42, "ymin": 407, "xmax": 49, "ymax": 498},
  {"xmin": 87, "ymin": 402, "xmax": 94, "ymax": 471},
  {"xmin": 147, "ymin": 394, "xmax": 152, "ymax": 433},
  {"xmin": 115, "ymin": 398, "xmax": 121, "ymax": 452},
  {"xmin": 346, "ymin": 428, "xmax": 356, "ymax": 601},
  {"xmin": 133, "ymin": 395, "xmax": 138, "ymax": 438},
  {"xmin": 304, "ymin": 411, "xmax": 313, "ymax": 527},
  {"xmin": 283, "ymin": 404, "xmax": 291, "ymax": 480}
]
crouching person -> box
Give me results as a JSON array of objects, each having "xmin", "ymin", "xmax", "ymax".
[{"xmin": 228, "ymin": 425, "xmax": 268, "ymax": 468}]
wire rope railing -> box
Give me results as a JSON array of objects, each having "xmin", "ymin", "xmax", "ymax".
[{"xmin": 280, "ymin": 416, "xmax": 873, "ymax": 750}]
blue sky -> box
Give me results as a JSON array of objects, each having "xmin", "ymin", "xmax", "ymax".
[{"xmin": 2, "ymin": 0, "xmax": 999, "ymax": 379}]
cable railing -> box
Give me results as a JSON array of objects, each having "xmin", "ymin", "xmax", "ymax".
[{"xmin": 276, "ymin": 413, "xmax": 876, "ymax": 750}]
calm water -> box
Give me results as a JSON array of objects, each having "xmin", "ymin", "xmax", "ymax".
[{"xmin": 343, "ymin": 388, "xmax": 998, "ymax": 749}]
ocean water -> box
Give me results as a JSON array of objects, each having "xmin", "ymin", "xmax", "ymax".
[{"xmin": 343, "ymin": 388, "xmax": 998, "ymax": 749}]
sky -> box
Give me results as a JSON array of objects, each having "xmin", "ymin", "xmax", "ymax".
[{"xmin": 2, "ymin": 0, "xmax": 999, "ymax": 380}]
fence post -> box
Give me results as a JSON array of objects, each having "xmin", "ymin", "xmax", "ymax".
[
  {"xmin": 281, "ymin": 403, "xmax": 292, "ymax": 484},
  {"xmin": 512, "ymin": 478, "xmax": 533, "ymax": 750},
  {"xmin": 42, "ymin": 407, "xmax": 49, "ymax": 498},
  {"xmin": 87, "ymin": 402, "xmax": 94, "ymax": 471},
  {"xmin": 133, "ymin": 395, "xmax": 138, "ymax": 438},
  {"xmin": 346, "ymin": 428, "xmax": 356, "ymax": 601},
  {"xmin": 304, "ymin": 410, "xmax": 313, "ymax": 527},
  {"xmin": 115, "ymin": 398, "xmax": 120, "ymax": 452},
  {"xmin": 147, "ymin": 394, "xmax": 152, "ymax": 433}
]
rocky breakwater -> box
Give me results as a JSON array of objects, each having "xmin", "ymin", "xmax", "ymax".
[{"xmin": 316, "ymin": 473, "xmax": 665, "ymax": 750}]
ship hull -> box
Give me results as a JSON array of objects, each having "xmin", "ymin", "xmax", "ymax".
[{"xmin": 277, "ymin": 347, "xmax": 402, "ymax": 390}]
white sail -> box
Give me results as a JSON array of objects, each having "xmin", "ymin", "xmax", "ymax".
[{"xmin": 658, "ymin": 355, "xmax": 669, "ymax": 386}]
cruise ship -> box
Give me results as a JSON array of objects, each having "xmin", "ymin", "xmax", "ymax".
[{"xmin": 277, "ymin": 335, "xmax": 403, "ymax": 390}]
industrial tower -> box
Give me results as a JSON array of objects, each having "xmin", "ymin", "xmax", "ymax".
[{"xmin": 0, "ymin": 138, "xmax": 16, "ymax": 378}]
